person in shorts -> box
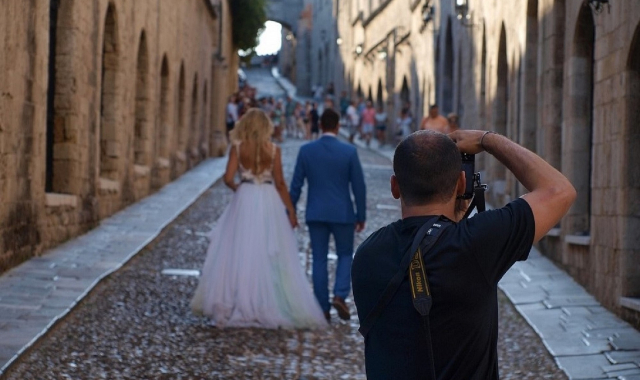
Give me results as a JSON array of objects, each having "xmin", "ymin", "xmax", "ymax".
[{"xmin": 360, "ymin": 101, "xmax": 376, "ymax": 147}]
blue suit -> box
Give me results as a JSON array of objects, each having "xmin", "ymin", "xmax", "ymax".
[{"xmin": 290, "ymin": 135, "xmax": 366, "ymax": 312}]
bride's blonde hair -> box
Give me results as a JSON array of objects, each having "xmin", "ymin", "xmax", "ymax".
[{"xmin": 229, "ymin": 108, "xmax": 274, "ymax": 173}]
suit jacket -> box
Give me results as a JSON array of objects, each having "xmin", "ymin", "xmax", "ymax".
[{"xmin": 290, "ymin": 135, "xmax": 366, "ymax": 224}]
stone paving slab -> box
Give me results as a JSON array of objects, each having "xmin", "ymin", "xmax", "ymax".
[
  {"xmin": 501, "ymin": 248, "xmax": 640, "ymax": 379},
  {"xmin": 0, "ymin": 156, "xmax": 227, "ymax": 375}
]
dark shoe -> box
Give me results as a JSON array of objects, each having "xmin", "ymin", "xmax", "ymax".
[
  {"xmin": 324, "ymin": 311, "xmax": 331, "ymax": 323},
  {"xmin": 332, "ymin": 296, "xmax": 351, "ymax": 321}
]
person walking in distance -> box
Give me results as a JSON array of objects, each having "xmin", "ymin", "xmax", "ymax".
[
  {"xmin": 290, "ymin": 108, "xmax": 367, "ymax": 322},
  {"xmin": 225, "ymin": 94, "xmax": 239, "ymax": 138},
  {"xmin": 361, "ymin": 101, "xmax": 376, "ymax": 147},
  {"xmin": 420, "ymin": 104, "xmax": 449, "ymax": 133},
  {"xmin": 447, "ymin": 112, "xmax": 460, "ymax": 133}
]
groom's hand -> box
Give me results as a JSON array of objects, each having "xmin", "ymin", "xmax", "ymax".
[{"xmin": 355, "ymin": 221, "xmax": 365, "ymax": 233}]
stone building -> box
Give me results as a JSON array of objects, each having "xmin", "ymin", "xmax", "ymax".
[
  {"xmin": 0, "ymin": 0, "xmax": 238, "ymax": 273},
  {"xmin": 330, "ymin": 0, "xmax": 640, "ymax": 327}
]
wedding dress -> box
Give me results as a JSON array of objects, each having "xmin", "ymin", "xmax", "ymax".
[{"xmin": 190, "ymin": 143, "xmax": 327, "ymax": 329}]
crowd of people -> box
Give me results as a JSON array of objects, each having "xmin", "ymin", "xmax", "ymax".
[
  {"xmin": 226, "ymin": 89, "xmax": 325, "ymax": 143},
  {"xmin": 227, "ymin": 84, "xmax": 463, "ymax": 150}
]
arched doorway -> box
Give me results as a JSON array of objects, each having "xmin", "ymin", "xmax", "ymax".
[
  {"xmin": 622, "ymin": 22, "xmax": 640, "ymax": 296},
  {"xmin": 540, "ymin": 0, "xmax": 565, "ymax": 170},
  {"xmin": 442, "ymin": 18, "xmax": 454, "ymax": 114},
  {"xmin": 201, "ymin": 80, "xmax": 208, "ymax": 157},
  {"xmin": 400, "ymin": 76, "xmax": 410, "ymax": 108},
  {"xmin": 189, "ymin": 73, "xmax": 199, "ymax": 165},
  {"xmin": 99, "ymin": 3, "xmax": 120, "ymax": 181},
  {"xmin": 563, "ymin": 5, "xmax": 595, "ymax": 235},
  {"xmin": 521, "ymin": 0, "xmax": 539, "ymax": 152},
  {"xmin": 376, "ymin": 79, "xmax": 384, "ymax": 109},
  {"xmin": 177, "ymin": 64, "xmax": 186, "ymax": 151},
  {"xmin": 157, "ymin": 56, "xmax": 170, "ymax": 160},
  {"xmin": 172, "ymin": 62, "xmax": 186, "ymax": 179},
  {"xmin": 133, "ymin": 31, "xmax": 149, "ymax": 166},
  {"xmin": 491, "ymin": 23, "xmax": 509, "ymax": 199},
  {"xmin": 152, "ymin": 55, "xmax": 170, "ymax": 190}
]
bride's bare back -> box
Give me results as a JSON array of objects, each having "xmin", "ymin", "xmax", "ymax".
[{"xmin": 237, "ymin": 140, "xmax": 275, "ymax": 175}]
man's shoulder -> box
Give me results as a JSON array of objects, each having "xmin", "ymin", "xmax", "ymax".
[{"xmin": 356, "ymin": 222, "xmax": 400, "ymax": 256}]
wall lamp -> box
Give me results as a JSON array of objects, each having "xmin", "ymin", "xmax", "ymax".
[
  {"xmin": 421, "ymin": 0, "xmax": 435, "ymax": 25},
  {"xmin": 586, "ymin": 0, "xmax": 610, "ymax": 14},
  {"xmin": 355, "ymin": 44, "xmax": 364, "ymax": 56},
  {"xmin": 454, "ymin": 0, "xmax": 475, "ymax": 27},
  {"xmin": 377, "ymin": 49, "xmax": 388, "ymax": 61},
  {"xmin": 336, "ymin": 37, "xmax": 343, "ymax": 46}
]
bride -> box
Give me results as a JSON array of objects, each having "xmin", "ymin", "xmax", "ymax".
[{"xmin": 190, "ymin": 108, "xmax": 328, "ymax": 329}]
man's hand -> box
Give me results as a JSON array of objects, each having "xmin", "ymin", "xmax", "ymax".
[
  {"xmin": 355, "ymin": 221, "xmax": 365, "ymax": 233},
  {"xmin": 448, "ymin": 130, "xmax": 487, "ymax": 154},
  {"xmin": 455, "ymin": 130, "xmax": 576, "ymax": 242}
]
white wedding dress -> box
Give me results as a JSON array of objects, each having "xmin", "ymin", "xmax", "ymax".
[{"xmin": 190, "ymin": 143, "xmax": 327, "ymax": 329}]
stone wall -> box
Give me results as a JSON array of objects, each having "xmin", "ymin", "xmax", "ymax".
[
  {"xmin": 334, "ymin": 0, "xmax": 640, "ymax": 327},
  {"xmin": 0, "ymin": 0, "xmax": 237, "ymax": 273}
]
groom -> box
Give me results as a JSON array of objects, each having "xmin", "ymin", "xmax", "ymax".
[{"xmin": 290, "ymin": 108, "xmax": 367, "ymax": 322}]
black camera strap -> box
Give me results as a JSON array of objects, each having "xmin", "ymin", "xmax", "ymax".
[
  {"xmin": 463, "ymin": 184, "xmax": 487, "ymax": 219},
  {"xmin": 359, "ymin": 217, "xmax": 451, "ymax": 380}
]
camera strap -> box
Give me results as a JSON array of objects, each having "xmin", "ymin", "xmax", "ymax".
[
  {"xmin": 359, "ymin": 217, "xmax": 451, "ymax": 378},
  {"xmin": 463, "ymin": 184, "xmax": 487, "ymax": 219}
]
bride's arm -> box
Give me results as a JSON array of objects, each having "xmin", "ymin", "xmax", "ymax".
[
  {"xmin": 223, "ymin": 145, "xmax": 239, "ymax": 191},
  {"xmin": 273, "ymin": 146, "xmax": 298, "ymax": 228}
]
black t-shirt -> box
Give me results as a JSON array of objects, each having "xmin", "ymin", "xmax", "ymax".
[{"xmin": 352, "ymin": 199, "xmax": 535, "ymax": 380}]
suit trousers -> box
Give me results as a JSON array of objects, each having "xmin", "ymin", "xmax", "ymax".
[{"xmin": 307, "ymin": 222, "xmax": 355, "ymax": 312}]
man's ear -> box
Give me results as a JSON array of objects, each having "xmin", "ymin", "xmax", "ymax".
[
  {"xmin": 391, "ymin": 175, "xmax": 401, "ymax": 200},
  {"xmin": 456, "ymin": 171, "xmax": 466, "ymax": 197}
]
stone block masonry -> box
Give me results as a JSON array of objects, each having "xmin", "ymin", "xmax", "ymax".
[{"xmin": 0, "ymin": 0, "xmax": 238, "ymax": 274}]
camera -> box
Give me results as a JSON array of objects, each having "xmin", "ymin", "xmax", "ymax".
[
  {"xmin": 459, "ymin": 153, "xmax": 488, "ymax": 218},
  {"xmin": 460, "ymin": 153, "xmax": 477, "ymax": 200}
]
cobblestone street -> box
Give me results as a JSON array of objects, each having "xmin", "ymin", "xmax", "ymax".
[{"xmin": 1, "ymin": 70, "xmax": 566, "ymax": 379}]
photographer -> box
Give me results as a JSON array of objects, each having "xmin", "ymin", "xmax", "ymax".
[{"xmin": 351, "ymin": 130, "xmax": 576, "ymax": 380}]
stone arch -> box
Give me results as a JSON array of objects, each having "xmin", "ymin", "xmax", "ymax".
[
  {"xmin": 367, "ymin": 86, "xmax": 373, "ymax": 102},
  {"xmin": 157, "ymin": 55, "xmax": 170, "ymax": 159},
  {"xmin": 99, "ymin": 2, "xmax": 120, "ymax": 180},
  {"xmin": 376, "ymin": 79, "xmax": 384, "ymax": 109},
  {"xmin": 456, "ymin": 44, "xmax": 464, "ymax": 119},
  {"xmin": 491, "ymin": 22, "xmax": 509, "ymax": 197},
  {"xmin": 480, "ymin": 22, "xmax": 487, "ymax": 125},
  {"xmin": 357, "ymin": 82, "xmax": 363, "ymax": 99},
  {"xmin": 177, "ymin": 63, "xmax": 186, "ymax": 150},
  {"xmin": 189, "ymin": 73, "xmax": 199, "ymax": 162},
  {"xmin": 133, "ymin": 30, "xmax": 149, "ymax": 166},
  {"xmin": 200, "ymin": 80, "xmax": 208, "ymax": 157},
  {"xmin": 540, "ymin": 0, "xmax": 565, "ymax": 170},
  {"xmin": 400, "ymin": 76, "xmax": 410, "ymax": 107},
  {"xmin": 46, "ymin": 0, "xmax": 77, "ymax": 194},
  {"xmin": 622, "ymin": 22, "xmax": 640, "ymax": 276},
  {"xmin": 563, "ymin": 5, "xmax": 595, "ymax": 235},
  {"xmin": 521, "ymin": 0, "xmax": 539, "ymax": 152},
  {"xmin": 442, "ymin": 17, "xmax": 454, "ymax": 114}
]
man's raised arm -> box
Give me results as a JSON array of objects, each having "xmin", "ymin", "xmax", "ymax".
[{"xmin": 449, "ymin": 130, "xmax": 576, "ymax": 242}]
